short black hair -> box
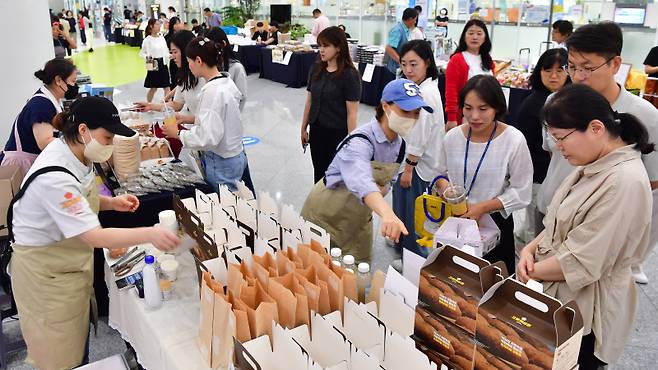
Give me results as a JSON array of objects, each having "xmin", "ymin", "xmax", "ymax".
[
  {"xmin": 270, "ymin": 21, "xmax": 279, "ymax": 28},
  {"xmin": 313, "ymin": 9, "xmax": 321, "ymax": 14},
  {"xmin": 459, "ymin": 75, "xmax": 507, "ymax": 121},
  {"xmin": 257, "ymin": 21, "xmax": 264, "ymax": 27},
  {"xmin": 566, "ymin": 21, "xmax": 622, "ymax": 59},
  {"xmin": 529, "ymin": 48, "xmax": 570, "ymax": 91},
  {"xmin": 402, "ymin": 8, "xmax": 418, "ymax": 21},
  {"xmin": 168, "ymin": 6, "xmax": 176, "ymax": 12},
  {"xmin": 191, "ymin": 19, "xmax": 199, "ymax": 24},
  {"xmin": 552, "ymin": 20, "xmax": 573, "ymax": 36},
  {"xmin": 204, "ymin": 7, "xmax": 211, "ymax": 12},
  {"xmin": 414, "ymin": 5, "xmax": 422, "ymax": 12}
]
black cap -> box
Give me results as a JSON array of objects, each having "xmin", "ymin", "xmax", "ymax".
[{"xmin": 70, "ymin": 96, "xmax": 135, "ymax": 137}]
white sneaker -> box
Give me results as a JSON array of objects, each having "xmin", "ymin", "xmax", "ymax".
[
  {"xmin": 391, "ymin": 259, "xmax": 402, "ymax": 273},
  {"xmin": 632, "ymin": 265, "xmax": 649, "ymax": 284}
]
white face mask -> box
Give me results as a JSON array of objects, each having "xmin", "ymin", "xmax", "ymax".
[
  {"xmin": 386, "ymin": 110, "xmax": 417, "ymax": 137},
  {"xmin": 82, "ymin": 131, "xmax": 114, "ymax": 163}
]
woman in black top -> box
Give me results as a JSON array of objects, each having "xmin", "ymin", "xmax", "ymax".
[
  {"xmin": 301, "ymin": 26, "xmax": 362, "ymax": 183},
  {"xmin": 515, "ymin": 48, "xmax": 569, "ymax": 242},
  {"xmin": 251, "ymin": 22, "xmax": 268, "ymax": 42},
  {"xmin": 166, "ymin": 17, "xmax": 185, "ymax": 90}
]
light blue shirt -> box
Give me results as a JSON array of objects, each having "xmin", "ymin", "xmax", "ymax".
[
  {"xmin": 388, "ymin": 22, "xmax": 410, "ymax": 49},
  {"xmin": 206, "ymin": 12, "xmax": 222, "ymax": 27},
  {"xmin": 325, "ymin": 119, "xmax": 403, "ymax": 201}
]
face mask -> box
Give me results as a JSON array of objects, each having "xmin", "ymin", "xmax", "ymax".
[
  {"xmin": 386, "ymin": 110, "xmax": 417, "ymax": 137},
  {"xmin": 82, "ymin": 131, "xmax": 114, "ymax": 163},
  {"xmin": 64, "ymin": 82, "xmax": 79, "ymax": 100}
]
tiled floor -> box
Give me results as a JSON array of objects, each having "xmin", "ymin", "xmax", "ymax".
[{"xmin": 4, "ymin": 70, "xmax": 658, "ymax": 369}]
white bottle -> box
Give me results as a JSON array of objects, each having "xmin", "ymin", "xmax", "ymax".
[
  {"xmin": 143, "ymin": 255, "xmax": 162, "ymax": 309},
  {"xmin": 357, "ymin": 262, "xmax": 371, "ymax": 303},
  {"xmin": 330, "ymin": 248, "xmax": 342, "ymax": 264},
  {"xmin": 342, "ymin": 254, "xmax": 355, "ymax": 271}
]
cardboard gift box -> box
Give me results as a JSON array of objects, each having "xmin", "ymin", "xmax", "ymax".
[
  {"xmin": 414, "ymin": 245, "xmax": 507, "ymax": 369},
  {"xmin": 475, "ymin": 278, "xmax": 584, "ymax": 370},
  {"xmin": 433, "ymin": 216, "xmax": 500, "ymax": 257},
  {"xmin": 0, "ymin": 165, "xmax": 24, "ymax": 237}
]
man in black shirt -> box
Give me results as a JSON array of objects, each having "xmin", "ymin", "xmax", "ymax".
[
  {"xmin": 191, "ymin": 19, "xmax": 204, "ymax": 36},
  {"xmin": 251, "ymin": 22, "xmax": 269, "ymax": 42},
  {"xmin": 434, "ymin": 8, "xmax": 449, "ymax": 37},
  {"xmin": 262, "ymin": 21, "xmax": 279, "ymax": 45},
  {"xmin": 103, "ymin": 7, "xmax": 113, "ymax": 42},
  {"xmin": 644, "ymin": 46, "xmax": 658, "ymax": 78}
]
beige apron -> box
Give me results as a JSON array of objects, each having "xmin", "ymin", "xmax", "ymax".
[
  {"xmin": 10, "ymin": 172, "xmax": 99, "ymax": 370},
  {"xmin": 301, "ymin": 134, "xmax": 404, "ymax": 262}
]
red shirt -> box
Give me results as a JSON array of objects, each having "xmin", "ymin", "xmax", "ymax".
[{"xmin": 445, "ymin": 52, "xmax": 496, "ymax": 123}]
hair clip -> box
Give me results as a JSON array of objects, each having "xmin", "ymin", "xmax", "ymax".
[{"xmin": 198, "ymin": 37, "xmax": 211, "ymax": 46}]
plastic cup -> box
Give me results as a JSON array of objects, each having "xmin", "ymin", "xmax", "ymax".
[
  {"xmin": 160, "ymin": 259, "xmax": 180, "ymax": 281},
  {"xmin": 443, "ymin": 185, "xmax": 468, "ymax": 216},
  {"xmin": 163, "ymin": 107, "xmax": 176, "ymax": 128},
  {"xmin": 158, "ymin": 210, "xmax": 179, "ymax": 234}
]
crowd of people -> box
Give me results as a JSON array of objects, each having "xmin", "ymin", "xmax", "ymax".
[{"xmin": 8, "ymin": 5, "xmax": 658, "ymax": 369}]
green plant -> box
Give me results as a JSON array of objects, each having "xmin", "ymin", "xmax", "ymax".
[
  {"xmin": 221, "ymin": 6, "xmax": 243, "ymax": 27},
  {"xmin": 238, "ymin": 0, "xmax": 261, "ymax": 21},
  {"xmin": 289, "ymin": 23, "xmax": 310, "ymax": 41}
]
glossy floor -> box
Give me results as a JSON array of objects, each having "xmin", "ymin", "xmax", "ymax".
[{"xmin": 4, "ymin": 57, "xmax": 658, "ymax": 370}]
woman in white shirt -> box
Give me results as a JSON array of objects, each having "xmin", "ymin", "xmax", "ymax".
[
  {"xmin": 436, "ymin": 75, "xmax": 533, "ymax": 273},
  {"xmin": 140, "ymin": 19, "xmax": 171, "ymax": 102},
  {"xmin": 206, "ymin": 27, "xmax": 248, "ymax": 111},
  {"xmin": 163, "ymin": 37, "xmax": 248, "ymax": 192},
  {"xmin": 392, "ymin": 40, "xmax": 445, "ymax": 258}
]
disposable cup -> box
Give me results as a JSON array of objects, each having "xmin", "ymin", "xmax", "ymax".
[{"xmin": 443, "ymin": 185, "xmax": 468, "ymax": 216}]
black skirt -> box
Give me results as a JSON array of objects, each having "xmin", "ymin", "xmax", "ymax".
[{"xmin": 144, "ymin": 58, "xmax": 170, "ymax": 88}]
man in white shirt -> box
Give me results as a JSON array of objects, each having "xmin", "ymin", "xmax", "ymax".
[
  {"xmin": 551, "ymin": 20, "xmax": 572, "ymax": 49},
  {"xmin": 311, "ymin": 9, "xmax": 331, "ymax": 37},
  {"xmin": 539, "ymin": 22, "xmax": 658, "ymax": 284}
]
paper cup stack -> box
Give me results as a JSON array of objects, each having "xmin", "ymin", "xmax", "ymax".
[{"xmin": 112, "ymin": 133, "xmax": 140, "ymax": 180}]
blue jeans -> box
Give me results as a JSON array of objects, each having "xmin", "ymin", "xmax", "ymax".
[
  {"xmin": 392, "ymin": 169, "xmax": 430, "ymax": 258},
  {"xmin": 201, "ymin": 151, "xmax": 247, "ymax": 192}
]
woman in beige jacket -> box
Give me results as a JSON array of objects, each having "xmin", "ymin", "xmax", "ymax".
[{"xmin": 517, "ymin": 84, "xmax": 654, "ymax": 369}]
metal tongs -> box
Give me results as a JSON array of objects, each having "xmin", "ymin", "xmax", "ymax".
[{"xmin": 112, "ymin": 248, "xmax": 146, "ymax": 277}]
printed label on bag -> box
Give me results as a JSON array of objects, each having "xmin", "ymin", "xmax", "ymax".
[{"xmin": 424, "ymin": 219, "xmax": 440, "ymax": 234}]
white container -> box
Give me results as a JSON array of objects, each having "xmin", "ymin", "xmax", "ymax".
[
  {"xmin": 330, "ymin": 248, "xmax": 342, "ymax": 264},
  {"xmin": 357, "ymin": 262, "xmax": 371, "ymax": 303},
  {"xmin": 342, "ymin": 254, "xmax": 355, "ymax": 270},
  {"xmin": 143, "ymin": 255, "xmax": 162, "ymax": 309},
  {"xmin": 158, "ymin": 210, "xmax": 179, "ymax": 234},
  {"xmin": 160, "ymin": 259, "xmax": 179, "ymax": 281}
]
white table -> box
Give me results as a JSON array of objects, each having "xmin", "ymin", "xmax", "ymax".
[{"xmin": 104, "ymin": 247, "xmax": 211, "ymax": 370}]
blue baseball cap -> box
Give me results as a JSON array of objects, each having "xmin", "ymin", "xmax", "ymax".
[{"xmin": 381, "ymin": 79, "xmax": 433, "ymax": 113}]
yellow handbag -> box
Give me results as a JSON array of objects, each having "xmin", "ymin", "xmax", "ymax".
[{"xmin": 414, "ymin": 176, "xmax": 452, "ymax": 249}]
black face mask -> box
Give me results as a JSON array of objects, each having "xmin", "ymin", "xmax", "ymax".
[{"xmin": 63, "ymin": 82, "xmax": 79, "ymax": 100}]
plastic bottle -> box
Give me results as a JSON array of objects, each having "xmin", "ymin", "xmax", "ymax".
[
  {"xmin": 342, "ymin": 254, "xmax": 355, "ymax": 271},
  {"xmin": 143, "ymin": 255, "xmax": 162, "ymax": 309},
  {"xmin": 357, "ymin": 262, "xmax": 371, "ymax": 303},
  {"xmin": 330, "ymin": 248, "xmax": 342, "ymax": 264}
]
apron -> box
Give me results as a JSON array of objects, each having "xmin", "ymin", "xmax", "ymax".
[
  {"xmin": 301, "ymin": 134, "xmax": 405, "ymax": 262},
  {"xmin": 9, "ymin": 167, "xmax": 99, "ymax": 370},
  {"xmin": 2, "ymin": 92, "xmax": 60, "ymax": 176}
]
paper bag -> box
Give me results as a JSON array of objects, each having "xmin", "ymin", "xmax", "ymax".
[
  {"xmin": 366, "ymin": 270, "xmax": 386, "ymax": 310},
  {"xmin": 268, "ymin": 278, "xmax": 297, "ymax": 329},
  {"xmin": 258, "ymin": 191, "xmax": 279, "ymax": 216},
  {"xmin": 234, "ymin": 308, "xmax": 252, "ymax": 343},
  {"xmin": 273, "ymin": 272, "xmax": 310, "ymax": 327},
  {"xmin": 219, "ymin": 184, "xmax": 237, "ymax": 212},
  {"xmin": 228, "ymin": 263, "xmax": 246, "ymax": 296},
  {"xmin": 241, "ymin": 281, "xmax": 280, "ymax": 339},
  {"xmin": 211, "ymin": 292, "xmax": 235, "ymax": 369},
  {"xmin": 198, "ymin": 272, "xmax": 215, "ymax": 364}
]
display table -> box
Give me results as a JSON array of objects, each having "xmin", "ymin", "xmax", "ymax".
[
  {"xmin": 104, "ymin": 249, "xmax": 209, "ymax": 369},
  {"xmin": 96, "ymin": 184, "xmax": 213, "ymax": 316},
  {"xmin": 358, "ymin": 63, "xmax": 396, "ymax": 106},
  {"xmin": 236, "ymin": 44, "xmax": 265, "ymax": 74},
  {"xmin": 259, "ymin": 48, "xmax": 318, "ymax": 88},
  {"xmin": 113, "ymin": 27, "xmax": 124, "ymax": 44},
  {"xmin": 122, "ymin": 28, "xmax": 143, "ymax": 47}
]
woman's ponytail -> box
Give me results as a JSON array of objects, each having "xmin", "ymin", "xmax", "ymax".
[
  {"xmin": 52, "ymin": 111, "xmax": 83, "ymax": 145},
  {"xmin": 33, "ymin": 58, "xmax": 76, "ymax": 85},
  {"xmin": 616, "ymin": 112, "xmax": 655, "ymax": 155}
]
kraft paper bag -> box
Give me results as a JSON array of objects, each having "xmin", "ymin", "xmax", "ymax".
[
  {"xmin": 252, "ymin": 252, "xmax": 277, "ymax": 275},
  {"xmin": 317, "ymin": 280, "xmax": 332, "ymax": 316},
  {"xmin": 268, "ymin": 279, "xmax": 297, "ymax": 329},
  {"xmin": 315, "ymin": 264, "xmax": 342, "ymax": 313},
  {"xmin": 211, "ymin": 292, "xmax": 235, "ymax": 369},
  {"xmin": 366, "ymin": 270, "xmax": 386, "ymax": 311},
  {"xmin": 286, "ymin": 247, "xmax": 304, "ymax": 269},
  {"xmin": 227, "ymin": 263, "xmax": 245, "ymax": 297},
  {"xmin": 302, "ymin": 280, "xmax": 321, "ymax": 315},
  {"xmin": 198, "ymin": 272, "xmax": 215, "ymax": 365},
  {"xmin": 229, "ymin": 291, "xmax": 254, "ymax": 341},
  {"xmin": 297, "ymin": 243, "xmax": 324, "ymax": 269},
  {"xmin": 276, "ymin": 252, "xmax": 296, "ymax": 276},
  {"xmin": 240, "ymin": 281, "xmax": 280, "ymax": 339},
  {"xmin": 273, "ymin": 273, "xmax": 310, "ymax": 327},
  {"xmin": 330, "ymin": 264, "xmax": 358, "ymax": 310},
  {"xmin": 250, "ymin": 260, "xmax": 271, "ymax": 290},
  {"xmin": 234, "ymin": 308, "xmax": 251, "ymax": 343}
]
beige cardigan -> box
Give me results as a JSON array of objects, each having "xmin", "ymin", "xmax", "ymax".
[{"xmin": 536, "ymin": 145, "xmax": 652, "ymax": 364}]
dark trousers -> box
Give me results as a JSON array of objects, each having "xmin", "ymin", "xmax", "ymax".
[
  {"xmin": 484, "ymin": 212, "xmax": 516, "ymax": 275},
  {"xmin": 241, "ymin": 157, "xmax": 256, "ymax": 195},
  {"xmin": 578, "ymin": 333, "xmax": 607, "ymax": 370},
  {"xmin": 80, "ymin": 28, "xmax": 87, "ymax": 44},
  {"xmin": 103, "ymin": 24, "xmax": 112, "ymax": 41},
  {"xmin": 309, "ymin": 124, "xmax": 348, "ymax": 184}
]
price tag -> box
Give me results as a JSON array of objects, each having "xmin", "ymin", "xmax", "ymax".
[
  {"xmin": 362, "ymin": 64, "xmax": 376, "ymax": 83},
  {"xmin": 233, "ymin": 44, "xmax": 239, "ymax": 52},
  {"xmin": 282, "ymin": 51, "xmax": 293, "ymax": 66}
]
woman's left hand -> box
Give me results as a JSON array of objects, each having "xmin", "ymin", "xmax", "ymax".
[
  {"xmin": 175, "ymin": 113, "xmax": 195, "ymax": 125},
  {"xmin": 400, "ymin": 169, "xmax": 412, "ymax": 189},
  {"xmin": 163, "ymin": 122, "xmax": 179, "ymax": 139},
  {"xmin": 113, "ymin": 194, "xmax": 140, "ymax": 212},
  {"xmin": 461, "ymin": 202, "xmax": 486, "ymax": 221}
]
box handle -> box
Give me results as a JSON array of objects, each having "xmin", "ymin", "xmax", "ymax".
[
  {"xmin": 514, "ymin": 291, "xmax": 549, "ymax": 313},
  {"xmin": 452, "ymin": 255, "xmax": 480, "ymax": 274}
]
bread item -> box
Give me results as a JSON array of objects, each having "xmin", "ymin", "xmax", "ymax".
[
  {"xmin": 419, "ymin": 274, "xmax": 462, "ymax": 320},
  {"xmin": 524, "ymin": 346, "xmax": 553, "ymax": 370},
  {"xmin": 109, "ymin": 247, "xmax": 129, "ymax": 259},
  {"xmin": 455, "ymin": 316, "xmax": 476, "ymax": 335},
  {"xmin": 521, "ymin": 365, "xmax": 544, "ymax": 370},
  {"xmin": 415, "ymin": 342, "xmax": 443, "ymax": 367},
  {"xmin": 473, "ymin": 347, "xmax": 497, "ymax": 370},
  {"xmin": 477, "ymin": 347, "xmax": 513, "ymax": 370},
  {"xmin": 475, "ymin": 315, "xmax": 530, "ymax": 366},
  {"xmin": 451, "ymin": 339, "xmax": 473, "ymax": 359},
  {"xmin": 415, "ymin": 308, "xmax": 455, "ymax": 358},
  {"xmin": 449, "ymin": 355, "xmax": 473, "ymax": 370},
  {"xmin": 458, "ymin": 298, "xmax": 478, "ymax": 319}
]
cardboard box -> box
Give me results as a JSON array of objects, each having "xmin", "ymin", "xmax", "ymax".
[
  {"xmin": 414, "ymin": 245, "xmax": 507, "ymax": 369},
  {"xmin": 475, "ymin": 278, "xmax": 584, "ymax": 370},
  {"xmin": 0, "ymin": 165, "xmax": 24, "ymax": 237},
  {"xmin": 433, "ymin": 216, "xmax": 500, "ymax": 257}
]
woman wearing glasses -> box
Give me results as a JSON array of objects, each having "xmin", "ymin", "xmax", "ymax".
[
  {"xmin": 518, "ymin": 84, "xmax": 654, "ymax": 369},
  {"xmin": 514, "ymin": 48, "xmax": 569, "ymax": 246}
]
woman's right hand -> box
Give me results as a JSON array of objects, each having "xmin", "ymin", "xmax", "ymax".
[
  {"xmin": 445, "ymin": 121, "xmax": 458, "ymax": 131},
  {"xmin": 517, "ymin": 246, "xmax": 536, "ymax": 283},
  {"xmin": 301, "ymin": 128, "xmax": 309, "ymax": 149},
  {"xmin": 148, "ymin": 227, "xmax": 181, "ymax": 252},
  {"xmin": 133, "ymin": 101, "xmax": 151, "ymax": 112}
]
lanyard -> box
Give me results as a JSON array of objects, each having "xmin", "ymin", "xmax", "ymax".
[{"xmin": 463, "ymin": 122, "xmax": 497, "ymax": 197}]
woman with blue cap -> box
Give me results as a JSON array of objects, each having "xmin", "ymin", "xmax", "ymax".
[{"xmin": 301, "ymin": 79, "xmax": 433, "ymax": 262}]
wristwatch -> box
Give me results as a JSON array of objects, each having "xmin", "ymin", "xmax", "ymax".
[{"xmin": 405, "ymin": 158, "xmax": 418, "ymax": 166}]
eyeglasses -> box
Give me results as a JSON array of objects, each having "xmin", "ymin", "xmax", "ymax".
[
  {"xmin": 563, "ymin": 56, "xmax": 615, "ymax": 78},
  {"xmin": 547, "ymin": 128, "xmax": 578, "ymax": 143}
]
